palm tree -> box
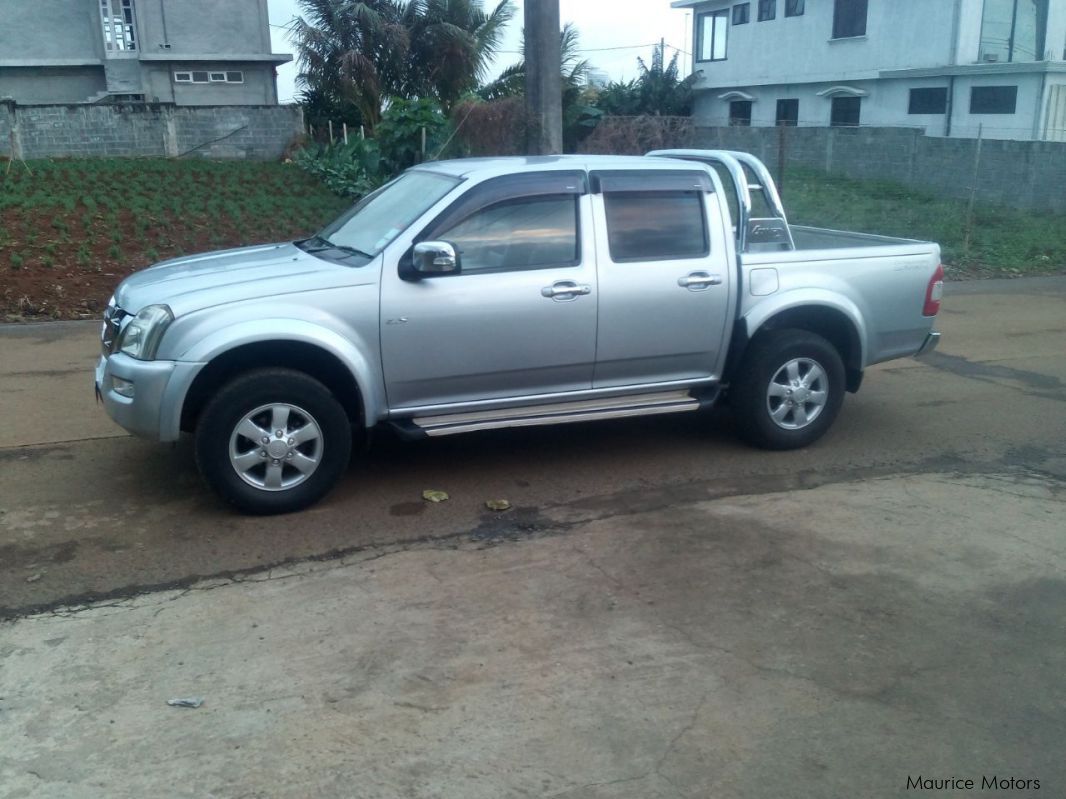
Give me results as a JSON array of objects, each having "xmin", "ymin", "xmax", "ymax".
[
  {"xmin": 405, "ymin": 0, "xmax": 515, "ymax": 110},
  {"xmin": 479, "ymin": 21, "xmax": 589, "ymax": 100},
  {"xmin": 634, "ymin": 46, "xmax": 695, "ymax": 116},
  {"xmin": 292, "ymin": 0, "xmax": 514, "ymax": 129}
]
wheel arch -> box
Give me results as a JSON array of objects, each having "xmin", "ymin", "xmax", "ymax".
[
  {"xmin": 727, "ymin": 299, "xmax": 867, "ymax": 393},
  {"xmin": 174, "ymin": 323, "xmax": 383, "ymax": 434}
]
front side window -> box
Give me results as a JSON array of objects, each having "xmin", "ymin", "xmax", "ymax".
[
  {"xmin": 100, "ymin": 0, "xmax": 137, "ymax": 52},
  {"xmin": 317, "ymin": 170, "xmax": 461, "ymax": 261},
  {"xmin": 697, "ymin": 10, "xmax": 729, "ymax": 61},
  {"xmin": 832, "ymin": 0, "xmax": 868, "ymax": 38},
  {"xmin": 730, "ymin": 100, "xmax": 753, "ymax": 126},
  {"xmin": 785, "ymin": 0, "xmax": 805, "ymax": 17},
  {"xmin": 830, "ymin": 96, "xmax": 862, "ymax": 126},
  {"xmin": 733, "ymin": 3, "xmax": 750, "ymax": 25},
  {"xmin": 758, "ymin": 0, "xmax": 776, "ymax": 21},
  {"xmin": 433, "ymin": 196, "xmax": 579, "ymax": 274},
  {"xmin": 604, "ymin": 192, "xmax": 708, "ymax": 263},
  {"xmin": 970, "ymin": 85, "xmax": 1018, "ymax": 114}
]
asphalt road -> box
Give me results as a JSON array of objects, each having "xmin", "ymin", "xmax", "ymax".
[{"xmin": 3, "ymin": 276, "xmax": 1066, "ymax": 618}]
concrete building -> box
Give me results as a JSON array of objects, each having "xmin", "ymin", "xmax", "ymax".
[
  {"xmin": 0, "ymin": 0, "xmax": 292, "ymax": 106},
  {"xmin": 672, "ymin": 0, "xmax": 1066, "ymax": 140}
]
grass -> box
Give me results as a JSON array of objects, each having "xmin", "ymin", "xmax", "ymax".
[
  {"xmin": 0, "ymin": 158, "xmax": 349, "ymax": 319},
  {"xmin": 781, "ymin": 167, "xmax": 1066, "ymax": 279}
]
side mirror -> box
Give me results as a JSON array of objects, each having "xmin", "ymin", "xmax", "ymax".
[{"xmin": 413, "ymin": 241, "xmax": 461, "ymax": 275}]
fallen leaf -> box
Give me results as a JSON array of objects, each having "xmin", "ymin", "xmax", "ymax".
[
  {"xmin": 422, "ymin": 489, "xmax": 449, "ymax": 503},
  {"xmin": 485, "ymin": 499, "xmax": 512, "ymax": 512}
]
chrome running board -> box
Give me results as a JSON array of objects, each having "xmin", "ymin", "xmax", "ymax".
[{"xmin": 400, "ymin": 389, "xmax": 706, "ymax": 438}]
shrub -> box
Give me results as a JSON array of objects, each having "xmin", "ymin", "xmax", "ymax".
[{"xmin": 292, "ymin": 138, "xmax": 388, "ymax": 198}]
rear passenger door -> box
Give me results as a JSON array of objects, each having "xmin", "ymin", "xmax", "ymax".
[{"xmin": 590, "ymin": 170, "xmax": 734, "ymax": 388}]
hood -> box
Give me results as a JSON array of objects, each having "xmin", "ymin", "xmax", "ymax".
[{"xmin": 113, "ymin": 243, "xmax": 372, "ymax": 317}]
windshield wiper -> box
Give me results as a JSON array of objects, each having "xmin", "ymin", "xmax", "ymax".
[{"xmin": 298, "ymin": 236, "xmax": 373, "ymax": 259}]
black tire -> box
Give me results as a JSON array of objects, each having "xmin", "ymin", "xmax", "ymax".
[
  {"xmin": 195, "ymin": 368, "xmax": 353, "ymax": 515},
  {"xmin": 730, "ymin": 329, "xmax": 845, "ymax": 450}
]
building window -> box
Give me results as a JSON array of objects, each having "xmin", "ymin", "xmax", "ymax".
[
  {"xmin": 730, "ymin": 100, "xmax": 753, "ymax": 125},
  {"xmin": 908, "ymin": 87, "xmax": 948, "ymax": 114},
  {"xmin": 100, "ymin": 0, "xmax": 137, "ymax": 52},
  {"xmin": 174, "ymin": 70, "xmax": 244, "ymax": 84},
  {"xmin": 776, "ymin": 99, "xmax": 799, "ymax": 125},
  {"xmin": 979, "ymin": 0, "xmax": 1048, "ymax": 63},
  {"xmin": 758, "ymin": 0, "xmax": 776, "ymax": 22},
  {"xmin": 970, "ymin": 85, "xmax": 1018, "ymax": 114},
  {"xmin": 832, "ymin": 0, "xmax": 867, "ymax": 38},
  {"xmin": 830, "ymin": 96, "xmax": 861, "ymax": 126},
  {"xmin": 697, "ymin": 10, "xmax": 729, "ymax": 61},
  {"xmin": 733, "ymin": 3, "xmax": 750, "ymax": 25},
  {"xmin": 785, "ymin": 0, "xmax": 805, "ymax": 17}
]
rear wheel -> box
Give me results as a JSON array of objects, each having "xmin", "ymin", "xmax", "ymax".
[
  {"xmin": 195, "ymin": 368, "xmax": 352, "ymax": 514},
  {"xmin": 730, "ymin": 329, "xmax": 845, "ymax": 450}
]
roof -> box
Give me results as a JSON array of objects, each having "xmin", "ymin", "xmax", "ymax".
[{"xmin": 415, "ymin": 154, "xmax": 708, "ymax": 179}]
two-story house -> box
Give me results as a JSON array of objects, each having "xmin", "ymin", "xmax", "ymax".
[
  {"xmin": 0, "ymin": 0, "xmax": 292, "ymax": 106},
  {"xmin": 672, "ymin": 0, "xmax": 1066, "ymax": 140}
]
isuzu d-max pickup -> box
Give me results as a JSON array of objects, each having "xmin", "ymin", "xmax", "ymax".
[{"xmin": 95, "ymin": 150, "xmax": 942, "ymax": 513}]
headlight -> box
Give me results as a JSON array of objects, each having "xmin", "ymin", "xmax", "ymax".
[{"xmin": 117, "ymin": 304, "xmax": 174, "ymax": 361}]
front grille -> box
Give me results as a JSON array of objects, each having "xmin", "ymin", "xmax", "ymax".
[{"xmin": 101, "ymin": 303, "xmax": 127, "ymax": 357}]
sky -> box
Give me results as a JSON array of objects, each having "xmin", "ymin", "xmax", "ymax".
[{"xmin": 266, "ymin": 0, "xmax": 694, "ymax": 103}]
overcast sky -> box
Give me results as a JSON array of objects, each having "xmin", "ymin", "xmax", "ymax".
[{"xmin": 266, "ymin": 0, "xmax": 693, "ymax": 103}]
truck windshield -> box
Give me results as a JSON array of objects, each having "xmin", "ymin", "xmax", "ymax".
[{"xmin": 309, "ymin": 170, "xmax": 461, "ymax": 262}]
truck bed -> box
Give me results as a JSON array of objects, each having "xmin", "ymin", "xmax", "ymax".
[{"xmin": 789, "ymin": 225, "xmax": 925, "ymax": 251}]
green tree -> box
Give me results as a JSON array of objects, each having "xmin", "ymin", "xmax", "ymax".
[
  {"xmin": 597, "ymin": 46, "xmax": 695, "ymax": 117},
  {"xmin": 291, "ymin": 0, "xmax": 410, "ymax": 131},
  {"xmin": 291, "ymin": 0, "xmax": 514, "ymax": 130},
  {"xmin": 405, "ymin": 0, "xmax": 515, "ymax": 110}
]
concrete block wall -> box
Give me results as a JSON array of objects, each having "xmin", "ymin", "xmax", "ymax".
[
  {"xmin": 0, "ymin": 102, "xmax": 303, "ymax": 160},
  {"xmin": 688, "ymin": 125, "xmax": 1066, "ymax": 213}
]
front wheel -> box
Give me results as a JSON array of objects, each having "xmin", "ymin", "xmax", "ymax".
[
  {"xmin": 730, "ymin": 329, "xmax": 845, "ymax": 450},
  {"xmin": 195, "ymin": 368, "xmax": 353, "ymax": 514}
]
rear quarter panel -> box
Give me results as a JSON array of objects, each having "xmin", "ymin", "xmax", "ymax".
[{"xmin": 741, "ymin": 241, "xmax": 941, "ymax": 367}]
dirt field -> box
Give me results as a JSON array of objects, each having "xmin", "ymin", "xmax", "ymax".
[{"xmin": 0, "ymin": 159, "xmax": 347, "ymax": 320}]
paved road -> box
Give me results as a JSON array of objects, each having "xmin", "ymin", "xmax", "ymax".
[{"xmin": 2, "ymin": 277, "xmax": 1065, "ymax": 616}]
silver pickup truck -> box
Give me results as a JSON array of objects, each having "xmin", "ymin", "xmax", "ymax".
[{"xmin": 95, "ymin": 150, "xmax": 942, "ymax": 514}]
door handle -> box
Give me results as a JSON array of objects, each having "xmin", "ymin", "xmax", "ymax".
[
  {"xmin": 678, "ymin": 272, "xmax": 723, "ymax": 290},
  {"xmin": 542, "ymin": 281, "xmax": 592, "ymax": 300}
]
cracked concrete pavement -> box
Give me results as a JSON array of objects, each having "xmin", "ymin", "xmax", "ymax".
[{"xmin": 1, "ymin": 276, "xmax": 1066, "ymax": 797}]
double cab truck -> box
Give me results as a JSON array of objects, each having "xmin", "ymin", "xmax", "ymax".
[{"xmin": 95, "ymin": 151, "xmax": 943, "ymax": 514}]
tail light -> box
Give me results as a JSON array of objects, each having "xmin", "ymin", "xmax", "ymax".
[{"xmin": 923, "ymin": 264, "xmax": 944, "ymax": 317}]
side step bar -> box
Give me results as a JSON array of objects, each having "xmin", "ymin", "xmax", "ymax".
[{"xmin": 390, "ymin": 389, "xmax": 713, "ymax": 439}]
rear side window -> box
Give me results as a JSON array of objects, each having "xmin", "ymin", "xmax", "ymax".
[{"xmin": 603, "ymin": 191, "xmax": 708, "ymax": 262}]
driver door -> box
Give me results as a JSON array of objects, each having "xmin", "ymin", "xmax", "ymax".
[{"xmin": 380, "ymin": 171, "xmax": 598, "ymax": 410}]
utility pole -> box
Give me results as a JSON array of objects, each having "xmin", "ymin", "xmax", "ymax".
[{"xmin": 525, "ymin": 0, "xmax": 562, "ymax": 155}]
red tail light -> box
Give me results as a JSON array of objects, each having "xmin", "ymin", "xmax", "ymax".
[{"xmin": 923, "ymin": 264, "xmax": 944, "ymax": 317}]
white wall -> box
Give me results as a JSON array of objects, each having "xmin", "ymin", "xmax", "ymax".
[{"xmin": 688, "ymin": 0, "xmax": 960, "ymax": 89}]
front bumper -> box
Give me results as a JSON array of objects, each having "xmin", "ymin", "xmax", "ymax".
[
  {"xmin": 915, "ymin": 330, "xmax": 941, "ymax": 358},
  {"xmin": 95, "ymin": 354, "xmax": 200, "ymax": 441}
]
